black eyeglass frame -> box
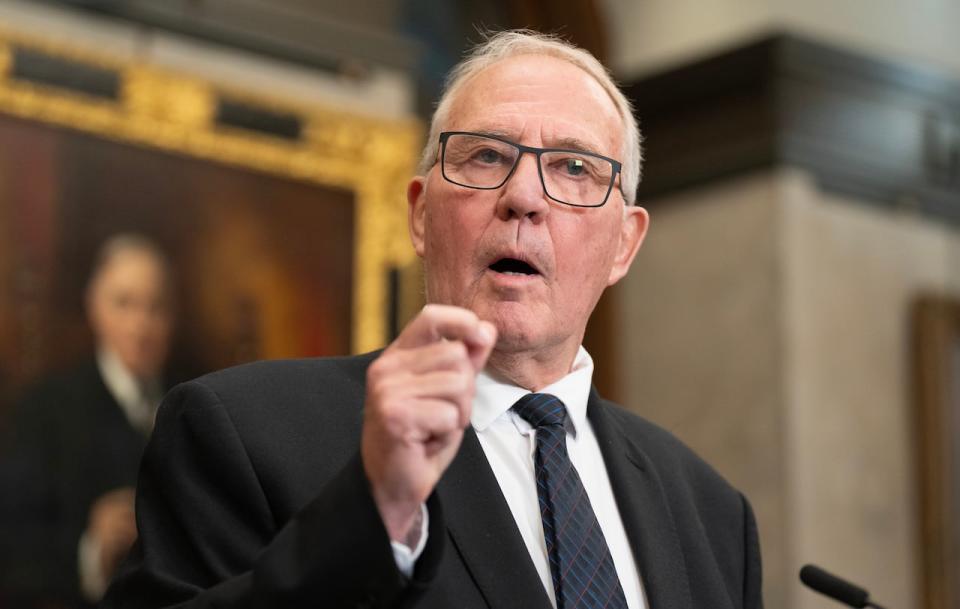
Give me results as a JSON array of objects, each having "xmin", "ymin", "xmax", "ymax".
[{"xmin": 438, "ymin": 131, "xmax": 623, "ymax": 208}]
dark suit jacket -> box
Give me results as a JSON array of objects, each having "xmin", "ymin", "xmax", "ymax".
[
  {"xmin": 0, "ymin": 359, "xmax": 151, "ymax": 608},
  {"xmin": 102, "ymin": 353, "xmax": 763, "ymax": 609}
]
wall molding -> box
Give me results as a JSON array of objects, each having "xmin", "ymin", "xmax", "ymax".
[{"xmin": 626, "ymin": 33, "xmax": 960, "ymax": 225}]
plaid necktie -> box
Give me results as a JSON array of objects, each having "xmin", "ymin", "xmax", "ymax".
[{"xmin": 513, "ymin": 393, "xmax": 629, "ymax": 609}]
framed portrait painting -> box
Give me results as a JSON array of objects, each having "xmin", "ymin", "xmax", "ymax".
[{"xmin": 0, "ymin": 29, "xmax": 421, "ymax": 406}]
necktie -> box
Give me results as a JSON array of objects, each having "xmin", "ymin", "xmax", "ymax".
[{"xmin": 513, "ymin": 393, "xmax": 629, "ymax": 609}]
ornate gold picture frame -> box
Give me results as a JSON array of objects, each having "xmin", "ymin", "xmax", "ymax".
[{"xmin": 0, "ymin": 28, "xmax": 421, "ymax": 389}]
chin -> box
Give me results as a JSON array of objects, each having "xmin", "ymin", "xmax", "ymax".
[
  {"xmin": 474, "ymin": 300, "xmax": 535, "ymax": 341},
  {"xmin": 489, "ymin": 319, "xmax": 541, "ymax": 353},
  {"xmin": 124, "ymin": 356, "xmax": 162, "ymax": 379}
]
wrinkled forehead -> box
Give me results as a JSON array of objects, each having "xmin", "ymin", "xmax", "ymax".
[{"xmin": 444, "ymin": 54, "xmax": 624, "ymax": 159}]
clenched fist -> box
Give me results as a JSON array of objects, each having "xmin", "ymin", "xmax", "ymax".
[{"xmin": 361, "ymin": 304, "xmax": 497, "ymax": 545}]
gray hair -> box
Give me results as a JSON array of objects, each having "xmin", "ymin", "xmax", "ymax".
[{"xmin": 417, "ymin": 30, "xmax": 642, "ymax": 205}]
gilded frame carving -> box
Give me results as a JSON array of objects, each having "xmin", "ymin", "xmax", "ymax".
[{"xmin": 0, "ymin": 28, "xmax": 420, "ymax": 354}]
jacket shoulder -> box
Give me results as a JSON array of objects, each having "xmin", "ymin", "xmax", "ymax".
[
  {"xmin": 190, "ymin": 352, "xmax": 376, "ymax": 400},
  {"xmin": 595, "ymin": 396, "xmax": 742, "ymax": 504},
  {"xmin": 153, "ymin": 353, "xmax": 379, "ymax": 500},
  {"xmin": 158, "ymin": 352, "xmax": 379, "ymax": 435}
]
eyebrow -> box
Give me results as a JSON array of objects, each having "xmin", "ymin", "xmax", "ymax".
[
  {"xmin": 552, "ymin": 137, "xmax": 603, "ymax": 156},
  {"xmin": 470, "ymin": 129, "xmax": 605, "ymax": 156}
]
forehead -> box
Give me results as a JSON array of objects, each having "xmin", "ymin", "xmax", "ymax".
[
  {"xmin": 95, "ymin": 250, "xmax": 166, "ymax": 289},
  {"xmin": 445, "ymin": 54, "xmax": 623, "ymax": 157}
]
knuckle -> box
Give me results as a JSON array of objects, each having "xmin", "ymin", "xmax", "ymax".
[
  {"xmin": 441, "ymin": 370, "xmax": 472, "ymax": 397},
  {"xmin": 442, "ymin": 340, "xmax": 469, "ymax": 360},
  {"xmin": 377, "ymin": 398, "xmax": 399, "ymax": 421},
  {"xmin": 440, "ymin": 404, "xmax": 459, "ymax": 428},
  {"xmin": 462, "ymin": 371, "xmax": 476, "ymax": 393},
  {"xmin": 450, "ymin": 368, "xmax": 469, "ymax": 387},
  {"xmin": 454, "ymin": 355, "xmax": 473, "ymax": 376},
  {"xmin": 376, "ymin": 398, "xmax": 409, "ymax": 431},
  {"xmin": 367, "ymin": 375, "xmax": 400, "ymax": 411}
]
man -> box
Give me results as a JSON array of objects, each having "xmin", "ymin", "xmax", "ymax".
[
  {"xmin": 0, "ymin": 235, "xmax": 175, "ymax": 608},
  {"xmin": 104, "ymin": 31, "xmax": 763, "ymax": 609}
]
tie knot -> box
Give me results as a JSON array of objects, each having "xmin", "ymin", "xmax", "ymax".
[{"xmin": 512, "ymin": 393, "xmax": 567, "ymax": 429}]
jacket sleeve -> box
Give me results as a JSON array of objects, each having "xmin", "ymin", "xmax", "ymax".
[
  {"xmin": 741, "ymin": 493, "xmax": 764, "ymax": 609},
  {"xmin": 101, "ymin": 379, "xmax": 443, "ymax": 609}
]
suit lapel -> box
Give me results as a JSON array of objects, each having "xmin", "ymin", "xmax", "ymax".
[
  {"xmin": 588, "ymin": 390, "xmax": 693, "ymax": 609},
  {"xmin": 437, "ymin": 427, "xmax": 553, "ymax": 609}
]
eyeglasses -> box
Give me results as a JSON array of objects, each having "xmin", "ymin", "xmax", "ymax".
[{"xmin": 438, "ymin": 131, "xmax": 622, "ymax": 208}]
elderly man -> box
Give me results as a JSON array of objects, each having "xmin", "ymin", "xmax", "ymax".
[
  {"xmin": 1, "ymin": 235, "xmax": 175, "ymax": 608},
  {"xmin": 104, "ymin": 31, "xmax": 762, "ymax": 609}
]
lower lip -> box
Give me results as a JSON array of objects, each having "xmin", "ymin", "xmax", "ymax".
[{"xmin": 485, "ymin": 268, "xmax": 542, "ymax": 287}]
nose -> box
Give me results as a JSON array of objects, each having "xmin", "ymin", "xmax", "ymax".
[{"xmin": 495, "ymin": 152, "xmax": 550, "ymax": 223}]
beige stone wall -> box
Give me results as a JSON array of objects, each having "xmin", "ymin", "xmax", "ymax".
[
  {"xmin": 618, "ymin": 168, "xmax": 960, "ymax": 609},
  {"xmin": 601, "ymin": 0, "xmax": 960, "ymax": 79},
  {"xmin": 781, "ymin": 172, "xmax": 958, "ymax": 609},
  {"xmin": 619, "ymin": 172, "xmax": 790, "ymax": 609}
]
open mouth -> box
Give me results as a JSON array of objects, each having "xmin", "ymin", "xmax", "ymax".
[{"xmin": 489, "ymin": 257, "xmax": 540, "ymax": 276}]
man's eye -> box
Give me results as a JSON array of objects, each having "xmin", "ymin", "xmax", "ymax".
[
  {"xmin": 553, "ymin": 156, "xmax": 595, "ymax": 178},
  {"xmin": 564, "ymin": 158, "xmax": 586, "ymax": 176},
  {"xmin": 474, "ymin": 148, "xmax": 506, "ymax": 164}
]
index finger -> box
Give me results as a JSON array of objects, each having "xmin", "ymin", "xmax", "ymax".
[{"xmin": 391, "ymin": 304, "xmax": 497, "ymax": 369}]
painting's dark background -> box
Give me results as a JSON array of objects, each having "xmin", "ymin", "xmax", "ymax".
[{"xmin": 0, "ymin": 113, "xmax": 354, "ymax": 407}]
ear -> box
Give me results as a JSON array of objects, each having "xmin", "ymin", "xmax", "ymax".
[
  {"xmin": 606, "ymin": 205, "xmax": 649, "ymax": 286},
  {"xmin": 407, "ymin": 176, "xmax": 427, "ymax": 258}
]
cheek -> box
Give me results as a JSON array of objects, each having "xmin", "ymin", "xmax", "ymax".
[
  {"xmin": 425, "ymin": 197, "xmax": 485, "ymax": 263},
  {"xmin": 98, "ymin": 311, "xmax": 129, "ymax": 341},
  {"xmin": 146, "ymin": 318, "xmax": 171, "ymax": 340},
  {"xmin": 424, "ymin": 216, "xmax": 461, "ymax": 272},
  {"xmin": 422, "ymin": 214, "xmax": 468, "ymax": 299},
  {"xmin": 555, "ymin": 217, "xmax": 619, "ymax": 289}
]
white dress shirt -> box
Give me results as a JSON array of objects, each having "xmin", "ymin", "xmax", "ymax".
[
  {"xmin": 471, "ymin": 346, "xmax": 647, "ymax": 609},
  {"xmin": 96, "ymin": 349, "xmax": 162, "ymax": 435}
]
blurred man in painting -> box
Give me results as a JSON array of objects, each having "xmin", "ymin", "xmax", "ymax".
[{"xmin": 0, "ymin": 234, "xmax": 175, "ymax": 608}]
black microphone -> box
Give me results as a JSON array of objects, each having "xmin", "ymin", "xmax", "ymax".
[{"xmin": 799, "ymin": 564, "xmax": 889, "ymax": 609}]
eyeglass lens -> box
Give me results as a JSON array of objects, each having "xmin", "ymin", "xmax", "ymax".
[{"xmin": 442, "ymin": 133, "xmax": 615, "ymax": 207}]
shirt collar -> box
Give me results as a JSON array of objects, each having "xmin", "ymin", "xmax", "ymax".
[
  {"xmin": 96, "ymin": 348, "xmax": 162, "ymax": 433},
  {"xmin": 97, "ymin": 348, "xmax": 142, "ymax": 411},
  {"xmin": 472, "ymin": 346, "xmax": 594, "ymax": 437}
]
